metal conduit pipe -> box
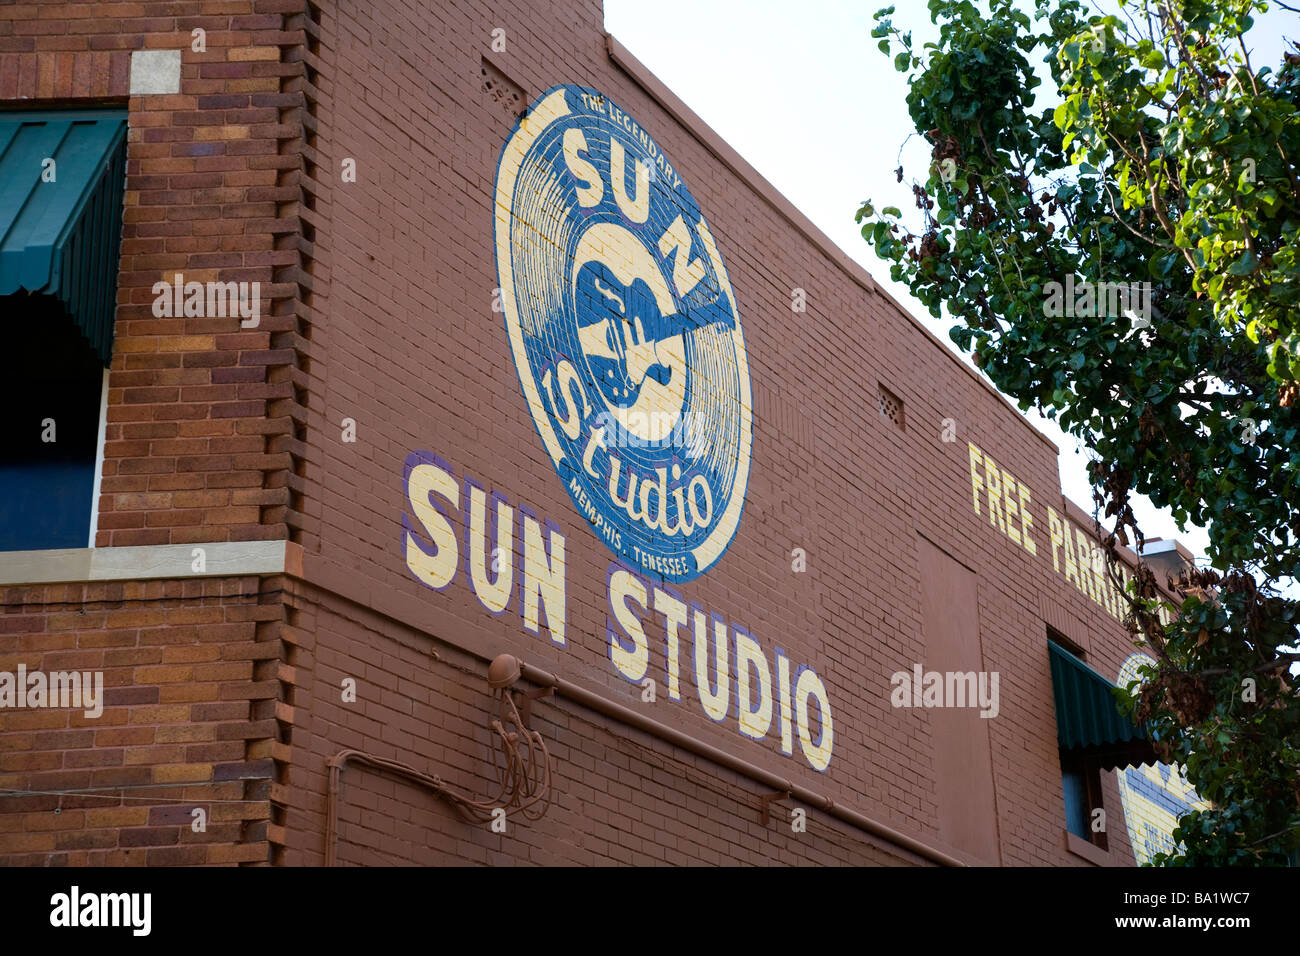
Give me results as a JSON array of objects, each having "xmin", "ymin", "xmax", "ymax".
[
  {"xmin": 325, "ymin": 750, "xmax": 451, "ymax": 867},
  {"xmin": 517, "ymin": 661, "xmax": 967, "ymax": 867}
]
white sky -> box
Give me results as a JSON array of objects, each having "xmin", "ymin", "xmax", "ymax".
[{"xmin": 604, "ymin": 0, "xmax": 1299, "ymax": 580}]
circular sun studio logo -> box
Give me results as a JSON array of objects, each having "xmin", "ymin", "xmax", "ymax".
[{"xmin": 493, "ymin": 85, "xmax": 752, "ymax": 582}]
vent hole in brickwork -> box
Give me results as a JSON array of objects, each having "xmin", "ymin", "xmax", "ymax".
[
  {"xmin": 481, "ymin": 57, "xmax": 526, "ymax": 118},
  {"xmin": 878, "ymin": 384, "xmax": 905, "ymax": 430},
  {"xmin": 306, "ymin": 2, "xmax": 322, "ymax": 55}
]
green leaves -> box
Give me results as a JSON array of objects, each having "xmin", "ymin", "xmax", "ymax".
[
  {"xmin": 859, "ymin": 0, "xmax": 1300, "ymax": 867},
  {"xmin": 1140, "ymin": 48, "xmax": 1166, "ymax": 71},
  {"xmin": 1226, "ymin": 249, "xmax": 1258, "ymax": 276}
]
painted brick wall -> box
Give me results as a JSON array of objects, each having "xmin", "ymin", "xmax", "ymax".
[
  {"xmin": 281, "ymin": 583, "xmax": 926, "ymax": 866},
  {"xmin": 273, "ymin": 0, "xmax": 1155, "ymax": 866}
]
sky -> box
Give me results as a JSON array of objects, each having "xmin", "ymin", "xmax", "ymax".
[{"xmin": 603, "ymin": 0, "xmax": 1299, "ymax": 580}]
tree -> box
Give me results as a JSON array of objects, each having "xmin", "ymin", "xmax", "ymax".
[{"xmin": 860, "ymin": 0, "xmax": 1300, "ymax": 864}]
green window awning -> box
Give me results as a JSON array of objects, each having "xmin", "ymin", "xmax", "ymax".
[
  {"xmin": 0, "ymin": 109, "xmax": 128, "ymax": 364},
  {"xmin": 1049, "ymin": 641, "xmax": 1157, "ymax": 770}
]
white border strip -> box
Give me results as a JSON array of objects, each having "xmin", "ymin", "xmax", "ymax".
[{"xmin": 87, "ymin": 368, "xmax": 110, "ymax": 548}]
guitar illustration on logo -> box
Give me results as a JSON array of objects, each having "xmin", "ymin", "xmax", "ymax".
[{"xmin": 577, "ymin": 266, "xmax": 680, "ymax": 407}]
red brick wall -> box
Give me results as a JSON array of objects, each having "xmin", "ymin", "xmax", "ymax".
[
  {"xmin": 0, "ymin": 0, "xmax": 310, "ymax": 867},
  {"xmin": 0, "ymin": 577, "xmax": 285, "ymax": 865}
]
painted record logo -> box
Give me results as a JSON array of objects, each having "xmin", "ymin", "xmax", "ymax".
[{"xmin": 493, "ymin": 85, "xmax": 752, "ymax": 582}]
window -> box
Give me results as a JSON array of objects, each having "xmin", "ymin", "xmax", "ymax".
[
  {"xmin": 1049, "ymin": 633, "xmax": 1109, "ymax": 852},
  {"xmin": 0, "ymin": 295, "xmax": 109, "ymax": 550},
  {"xmin": 0, "ymin": 108, "xmax": 127, "ymax": 551},
  {"xmin": 1060, "ymin": 750, "xmax": 1107, "ymax": 850}
]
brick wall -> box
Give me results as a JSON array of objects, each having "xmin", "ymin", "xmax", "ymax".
[
  {"xmin": 271, "ymin": 0, "xmax": 1152, "ymax": 866},
  {"xmin": 0, "ymin": 0, "xmax": 1177, "ymax": 867},
  {"xmin": 280, "ymin": 582, "xmax": 927, "ymax": 866},
  {"xmin": 0, "ymin": 0, "xmax": 312, "ymax": 867},
  {"xmin": 0, "ymin": 577, "xmax": 285, "ymax": 865}
]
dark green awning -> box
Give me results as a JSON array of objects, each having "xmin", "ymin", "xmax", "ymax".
[
  {"xmin": 1049, "ymin": 641, "xmax": 1157, "ymax": 770},
  {"xmin": 0, "ymin": 110, "xmax": 128, "ymax": 364}
]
